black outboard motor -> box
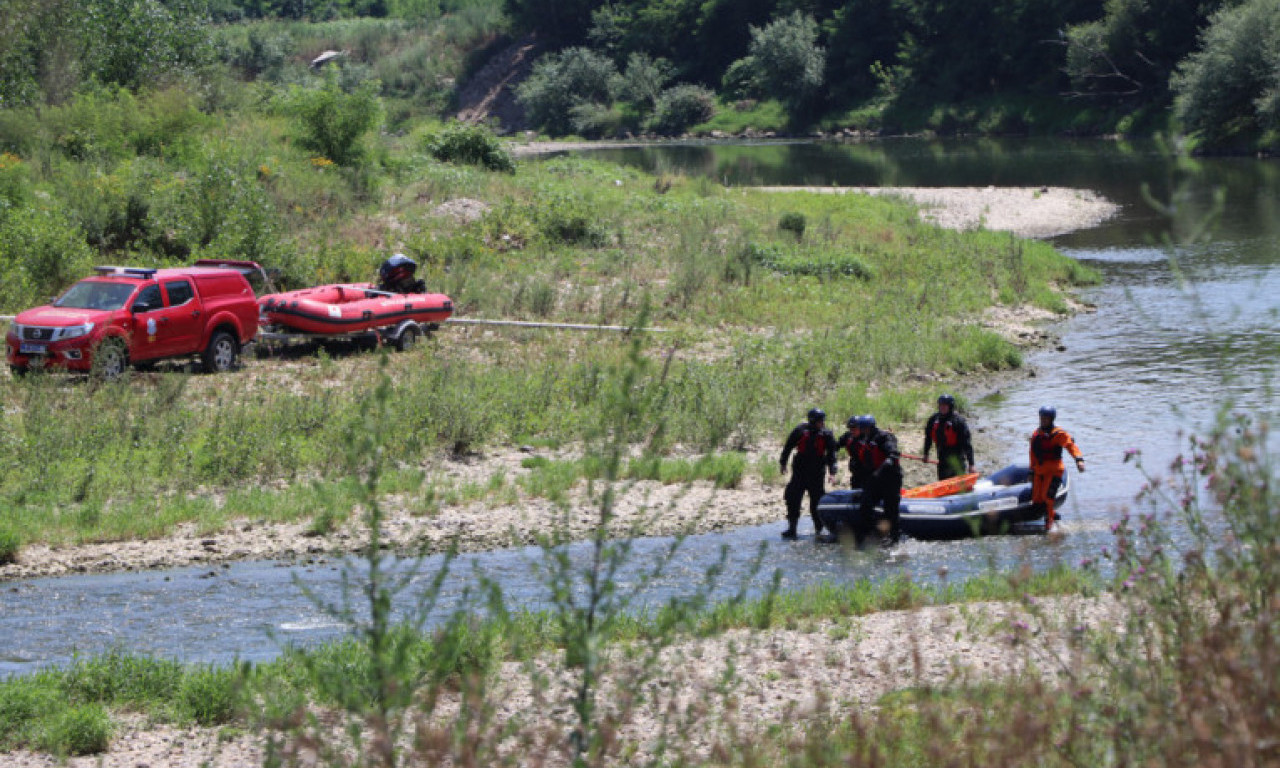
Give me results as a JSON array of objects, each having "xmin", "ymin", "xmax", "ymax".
[{"xmin": 377, "ymin": 253, "xmax": 425, "ymax": 294}]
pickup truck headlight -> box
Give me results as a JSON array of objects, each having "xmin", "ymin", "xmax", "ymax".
[
  {"xmin": 8, "ymin": 323, "xmax": 24, "ymax": 337},
  {"xmin": 54, "ymin": 322, "xmax": 95, "ymax": 340}
]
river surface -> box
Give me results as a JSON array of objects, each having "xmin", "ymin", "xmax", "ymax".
[{"xmin": 2, "ymin": 139, "xmax": 1276, "ymax": 677}]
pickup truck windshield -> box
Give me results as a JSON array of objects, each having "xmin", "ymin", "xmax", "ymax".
[{"xmin": 54, "ymin": 281, "xmax": 137, "ymax": 311}]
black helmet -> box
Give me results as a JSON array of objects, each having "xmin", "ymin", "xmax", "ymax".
[
  {"xmin": 846, "ymin": 415, "xmax": 858, "ymax": 428},
  {"xmin": 807, "ymin": 408, "xmax": 826, "ymax": 423},
  {"xmin": 858, "ymin": 414, "xmax": 876, "ymax": 430},
  {"xmin": 1039, "ymin": 405, "xmax": 1057, "ymax": 421},
  {"xmin": 938, "ymin": 393, "xmax": 956, "ymax": 408}
]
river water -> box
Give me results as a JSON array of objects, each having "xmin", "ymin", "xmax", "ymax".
[{"xmin": 2, "ymin": 139, "xmax": 1276, "ymax": 676}]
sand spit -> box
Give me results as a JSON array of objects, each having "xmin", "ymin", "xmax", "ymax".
[{"xmin": 756, "ymin": 186, "xmax": 1120, "ymax": 239}]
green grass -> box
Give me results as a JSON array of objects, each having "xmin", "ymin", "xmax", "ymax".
[
  {"xmin": 0, "ymin": 652, "xmax": 241, "ymax": 755},
  {"xmin": 691, "ymin": 98, "xmax": 790, "ymax": 135},
  {"xmin": 0, "ymin": 67, "xmax": 1099, "ymax": 551}
]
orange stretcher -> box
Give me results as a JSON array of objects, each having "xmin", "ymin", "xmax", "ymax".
[{"xmin": 901, "ymin": 472, "xmax": 980, "ymax": 499}]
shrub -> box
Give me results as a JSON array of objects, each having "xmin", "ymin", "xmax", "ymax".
[
  {"xmin": 778, "ymin": 212, "xmax": 806, "ymax": 239},
  {"xmin": 617, "ymin": 52, "xmax": 672, "ymax": 111},
  {"xmin": 744, "ymin": 12, "xmax": 825, "ymax": 116},
  {"xmin": 0, "ymin": 680, "xmax": 58, "ymax": 749},
  {"xmin": 742, "ymin": 241, "xmax": 873, "ymax": 280},
  {"xmin": 38, "ymin": 704, "xmax": 111, "ymax": 756},
  {"xmin": 421, "ymin": 122, "xmax": 515, "ymax": 172},
  {"xmin": 649, "ymin": 84, "xmax": 716, "ymax": 136},
  {"xmin": 516, "ymin": 47, "xmax": 618, "ymax": 136},
  {"xmin": 177, "ymin": 666, "xmax": 239, "ymax": 725},
  {"xmin": 569, "ymin": 101, "xmax": 624, "ymax": 138},
  {"xmin": 0, "ymin": 525, "xmax": 19, "ymax": 565},
  {"xmin": 1172, "ymin": 0, "xmax": 1280, "ymax": 148},
  {"xmin": 721, "ymin": 57, "xmax": 762, "ymax": 101},
  {"xmin": 288, "ymin": 69, "xmax": 384, "ymax": 166},
  {"xmin": 0, "ymin": 205, "xmax": 95, "ymax": 312}
]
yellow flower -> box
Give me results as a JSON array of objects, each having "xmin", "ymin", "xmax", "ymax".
[{"xmin": 310, "ymin": 156, "xmax": 334, "ymax": 168}]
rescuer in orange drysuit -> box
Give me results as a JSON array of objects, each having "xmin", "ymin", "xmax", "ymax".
[{"xmin": 1029, "ymin": 405, "xmax": 1085, "ymax": 531}]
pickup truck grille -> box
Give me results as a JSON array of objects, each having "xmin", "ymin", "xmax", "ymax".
[{"xmin": 21, "ymin": 326, "xmax": 57, "ymax": 341}]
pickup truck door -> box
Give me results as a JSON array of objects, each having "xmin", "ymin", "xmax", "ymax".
[
  {"xmin": 128, "ymin": 284, "xmax": 168, "ymax": 361},
  {"xmin": 159, "ymin": 279, "xmax": 203, "ymax": 355}
]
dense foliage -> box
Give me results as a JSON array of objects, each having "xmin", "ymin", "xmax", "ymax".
[{"xmin": 1172, "ymin": 0, "xmax": 1280, "ymax": 149}]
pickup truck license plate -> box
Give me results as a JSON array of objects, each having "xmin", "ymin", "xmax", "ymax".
[{"xmin": 19, "ymin": 342, "xmax": 47, "ymax": 355}]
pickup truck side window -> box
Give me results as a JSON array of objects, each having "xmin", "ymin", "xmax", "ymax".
[
  {"xmin": 164, "ymin": 280, "xmax": 194, "ymax": 307},
  {"xmin": 131, "ymin": 285, "xmax": 163, "ymax": 313}
]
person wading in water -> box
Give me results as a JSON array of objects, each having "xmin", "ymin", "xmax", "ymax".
[
  {"xmin": 779, "ymin": 408, "xmax": 837, "ymax": 540},
  {"xmin": 923, "ymin": 393, "xmax": 975, "ymax": 480},
  {"xmin": 1029, "ymin": 405, "xmax": 1085, "ymax": 531}
]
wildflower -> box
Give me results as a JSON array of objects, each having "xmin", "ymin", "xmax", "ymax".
[{"xmin": 1123, "ymin": 448, "xmax": 1139, "ymax": 462}]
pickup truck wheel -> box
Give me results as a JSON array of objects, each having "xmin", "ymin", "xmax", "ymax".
[
  {"xmin": 203, "ymin": 331, "xmax": 240, "ymax": 373},
  {"xmin": 395, "ymin": 324, "xmax": 419, "ymax": 352},
  {"xmin": 92, "ymin": 338, "xmax": 129, "ymax": 380},
  {"xmin": 8, "ymin": 365, "xmax": 28, "ymax": 378}
]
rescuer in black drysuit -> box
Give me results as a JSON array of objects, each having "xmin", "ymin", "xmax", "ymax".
[
  {"xmin": 837, "ymin": 415, "xmax": 865, "ymax": 489},
  {"xmin": 922, "ymin": 393, "xmax": 975, "ymax": 481},
  {"xmin": 852, "ymin": 415, "xmax": 904, "ymax": 546},
  {"xmin": 779, "ymin": 408, "xmax": 837, "ymax": 540}
]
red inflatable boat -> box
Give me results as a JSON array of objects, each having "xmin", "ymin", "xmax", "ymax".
[{"xmin": 259, "ymin": 284, "xmax": 453, "ymax": 335}]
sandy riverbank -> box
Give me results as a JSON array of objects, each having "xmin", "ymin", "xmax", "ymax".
[
  {"xmin": 756, "ymin": 186, "xmax": 1120, "ymax": 239},
  {"xmin": 2, "ymin": 593, "xmax": 1121, "ymax": 767}
]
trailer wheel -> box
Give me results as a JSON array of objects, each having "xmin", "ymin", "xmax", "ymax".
[
  {"xmin": 203, "ymin": 331, "xmax": 240, "ymax": 373},
  {"xmin": 395, "ymin": 324, "xmax": 419, "ymax": 352}
]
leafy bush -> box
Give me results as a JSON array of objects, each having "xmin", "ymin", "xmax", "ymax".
[
  {"xmin": 177, "ymin": 666, "xmax": 240, "ymax": 725},
  {"xmin": 617, "ymin": 52, "xmax": 672, "ymax": 110},
  {"xmin": 0, "ymin": 525, "xmax": 19, "ymax": 565},
  {"xmin": 0, "ymin": 152, "xmax": 31, "ymax": 212},
  {"xmin": 743, "ymin": 12, "xmax": 825, "ymax": 116},
  {"xmin": 516, "ymin": 47, "xmax": 618, "ymax": 135},
  {"xmin": 288, "ymin": 69, "xmax": 384, "ymax": 166},
  {"xmin": 421, "ymin": 122, "xmax": 514, "ymax": 172},
  {"xmin": 1172, "ymin": 0, "xmax": 1280, "ymax": 148},
  {"xmin": 742, "ymin": 241, "xmax": 873, "ymax": 280},
  {"xmin": 720, "ymin": 57, "xmax": 762, "ymax": 101},
  {"xmin": 38, "ymin": 704, "xmax": 111, "ymax": 756},
  {"xmin": 568, "ymin": 101, "xmax": 624, "ymax": 138},
  {"xmin": 778, "ymin": 211, "xmax": 806, "ymax": 239},
  {"xmin": 0, "ymin": 205, "xmax": 95, "ymax": 312},
  {"xmin": 649, "ymin": 84, "xmax": 716, "ymax": 135}
]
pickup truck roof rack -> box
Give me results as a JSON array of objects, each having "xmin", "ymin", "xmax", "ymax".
[{"xmin": 93, "ymin": 265, "xmax": 158, "ymax": 279}]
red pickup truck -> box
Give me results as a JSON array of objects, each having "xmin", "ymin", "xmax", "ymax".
[{"xmin": 5, "ymin": 260, "xmax": 266, "ymax": 378}]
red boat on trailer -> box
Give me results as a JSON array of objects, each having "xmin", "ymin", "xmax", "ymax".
[
  {"xmin": 257, "ymin": 255, "xmax": 453, "ymax": 351},
  {"xmin": 259, "ymin": 284, "xmax": 453, "ymax": 335}
]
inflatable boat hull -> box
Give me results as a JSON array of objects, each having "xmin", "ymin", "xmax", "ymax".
[
  {"xmin": 259, "ymin": 284, "xmax": 453, "ymax": 335},
  {"xmin": 817, "ymin": 464, "xmax": 1069, "ymax": 541}
]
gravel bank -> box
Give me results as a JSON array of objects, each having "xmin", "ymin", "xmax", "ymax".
[
  {"xmin": 2, "ymin": 594, "xmax": 1121, "ymax": 767},
  {"xmin": 756, "ymin": 186, "xmax": 1120, "ymax": 239}
]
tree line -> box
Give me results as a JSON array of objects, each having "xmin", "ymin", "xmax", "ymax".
[
  {"xmin": 0, "ymin": 0, "xmax": 1276, "ymax": 149},
  {"xmin": 504, "ymin": 0, "xmax": 1280, "ymax": 149}
]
